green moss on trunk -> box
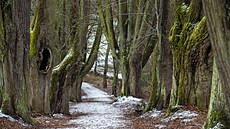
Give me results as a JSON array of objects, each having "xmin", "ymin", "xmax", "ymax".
[
  {"xmin": 144, "ymin": 45, "xmax": 159, "ymax": 112},
  {"xmin": 169, "ymin": 0, "xmax": 210, "ymax": 108},
  {"xmin": 203, "ymin": 59, "xmax": 230, "ymax": 129},
  {"xmin": 30, "ymin": 6, "xmax": 39, "ymax": 58}
]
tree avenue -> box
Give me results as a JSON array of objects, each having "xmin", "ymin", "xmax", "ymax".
[{"xmin": 0, "ymin": 0, "xmax": 229, "ymax": 128}]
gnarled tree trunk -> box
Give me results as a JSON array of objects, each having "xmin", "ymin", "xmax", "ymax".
[
  {"xmin": 202, "ymin": 0, "xmax": 230, "ymax": 118},
  {"xmin": 30, "ymin": 0, "xmax": 55, "ymax": 114},
  {"xmin": 204, "ymin": 59, "xmax": 230, "ymax": 128},
  {"xmin": 169, "ymin": 0, "xmax": 212, "ymax": 109},
  {"xmin": 50, "ymin": 0, "xmax": 102, "ymax": 114},
  {"xmin": 1, "ymin": 0, "xmax": 33, "ymax": 123}
]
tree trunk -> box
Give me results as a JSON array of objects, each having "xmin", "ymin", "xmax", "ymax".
[
  {"xmin": 112, "ymin": 58, "xmax": 119, "ymax": 96},
  {"xmin": 0, "ymin": 50, "xmax": 3, "ymax": 107},
  {"xmin": 118, "ymin": 0, "xmax": 129, "ymax": 96},
  {"xmin": 145, "ymin": 0, "xmax": 174, "ymax": 111},
  {"xmin": 50, "ymin": 0, "xmax": 101, "ymax": 114},
  {"xmin": 103, "ymin": 44, "xmax": 110, "ymax": 89},
  {"xmin": 202, "ymin": 0, "xmax": 230, "ymax": 117},
  {"xmin": 129, "ymin": 0, "xmax": 155, "ymax": 97},
  {"xmin": 30, "ymin": 0, "xmax": 54, "ymax": 114},
  {"xmin": 0, "ymin": 10, "xmax": 3, "ymax": 106},
  {"xmin": 98, "ymin": 0, "xmax": 156, "ymax": 97},
  {"xmin": 1, "ymin": 0, "xmax": 33, "ymax": 123},
  {"xmin": 158, "ymin": 0, "xmax": 174, "ymax": 108},
  {"xmin": 0, "ymin": 5, "xmax": 3, "ymax": 107},
  {"xmin": 169, "ymin": 0, "xmax": 212, "ymax": 109},
  {"xmin": 144, "ymin": 45, "xmax": 159, "ymax": 111},
  {"xmin": 204, "ymin": 59, "xmax": 230, "ymax": 128}
]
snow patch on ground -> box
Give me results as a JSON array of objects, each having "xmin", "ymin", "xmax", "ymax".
[
  {"xmin": 53, "ymin": 113, "xmax": 64, "ymax": 118},
  {"xmin": 181, "ymin": 118, "xmax": 194, "ymax": 123},
  {"xmin": 113, "ymin": 96, "xmax": 145, "ymax": 112},
  {"xmin": 0, "ymin": 111, "xmax": 16, "ymax": 121},
  {"xmin": 161, "ymin": 110, "xmax": 198, "ymax": 122},
  {"xmin": 210, "ymin": 123, "xmax": 224, "ymax": 129},
  {"xmin": 114, "ymin": 96, "xmax": 142, "ymax": 104},
  {"xmin": 155, "ymin": 124, "xmax": 166, "ymax": 129},
  {"xmin": 140, "ymin": 108, "xmax": 164, "ymax": 119},
  {"xmin": 0, "ymin": 110, "xmax": 29, "ymax": 126},
  {"xmin": 151, "ymin": 109, "xmax": 163, "ymax": 118}
]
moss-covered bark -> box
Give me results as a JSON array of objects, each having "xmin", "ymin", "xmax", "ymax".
[
  {"xmin": 202, "ymin": 0, "xmax": 230, "ymax": 118},
  {"xmin": 29, "ymin": 0, "xmax": 58, "ymax": 114},
  {"xmin": 0, "ymin": 55, "xmax": 2, "ymax": 107},
  {"xmin": 203, "ymin": 59, "xmax": 230, "ymax": 129},
  {"xmin": 1, "ymin": 0, "xmax": 34, "ymax": 123},
  {"xmin": 145, "ymin": 0, "xmax": 174, "ymax": 112},
  {"xmin": 0, "ymin": 6, "xmax": 4, "ymax": 107},
  {"xmin": 144, "ymin": 45, "xmax": 159, "ymax": 112},
  {"xmin": 50, "ymin": 0, "xmax": 102, "ymax": 114},
  {"xmin": 169, "ymin": 0, "xmax": 212, "ymax": 109}
]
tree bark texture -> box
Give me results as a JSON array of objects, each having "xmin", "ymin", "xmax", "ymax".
[
  {"xmin": 145, "ymin": 0, "xmax": 174, "ymax": 111},
  {"xmin": 98, "ymin": 0, "xmax": 156, "ymax": 97},
  {"xmin": 50, "ymin": 0, "xmax": 101, "ymax": 114},
  {"xmin": 129, "ymin": 0, "xmax": 153, "ymax": 97},
  {"xmin": 112, "ymin": 58, "xmax": 119, "ymax": 96},
  {"xmin": 30, "ymin": 0, "xmax": 55, "ymax": 114},
  {"xmin": 204, "ymin": 59, "xmax": 230, "ymax": 129},
  {"xmin": 169, "ymin": 0, "xmax": 212, "ymax": 109},
  {"xmin": 103, "ymin": 44, "xmax": 110, "ymax": 89},
  {"xmin": 0, "ymin": 0, "xmax": 33, "ymax": 123},
  {"xmin": 202, "ymin": 0, "xmax": 230, "ymax": 117},
  {"xmin": 0, "ymin": 9, "xmax": 3, "ymax": 106}
]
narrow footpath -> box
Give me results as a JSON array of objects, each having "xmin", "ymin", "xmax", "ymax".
[
  {"xmin": 35, "ymin": 82, "xmax": 133, "ymax": 129},
  {"xmin": 68, "ymin": 82, "xmax": 132, "ymax": 128}
]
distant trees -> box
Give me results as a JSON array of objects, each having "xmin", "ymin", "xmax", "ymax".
[
  {"xmin": 50, "ymin": 0, "xmax": 102, "ymax": 114},
  {"xmin": 97, "ymin": 0, "xmax": 156, "ymax": 97}
]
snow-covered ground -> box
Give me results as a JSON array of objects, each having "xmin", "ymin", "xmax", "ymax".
[
  {"xmin": 69, "ymin": 102, "xmax": 129, "ymax": 128},
  {"xmin": 114, "ymin": 96, "xmax": 143, "ymax": 104},
  {"xmin": 68, "ymin": 82, "xmax": 131, "ymax": 128},
  {"xmin": 0, "ymin": 110, "xmax": 29, "ymax": 126},
  {"xmin": 81, "ymin": 82, "xmax": 113, "ymax": 102},
  {"xmin": 210, "ymin": 123, "xmax": 224, "ymax": 129},
  {"xmin": 161, "ymin": 110, "xmax": 198, "ymax": 123},
  {"xmin": 113, "ymin": 96, "xmax": 146, "ymax": 113},
  {"xmin": 140, "ymin": 108, "xmax": 164, "ymax": 119}
]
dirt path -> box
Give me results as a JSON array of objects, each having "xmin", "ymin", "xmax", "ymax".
[
  {"xmin": 35, "ymin": 82, "xmax": 132, "ymax": 129},
  {"xmin": 68, "ymin": 82, "xmax": 132, "ymax": 128}
]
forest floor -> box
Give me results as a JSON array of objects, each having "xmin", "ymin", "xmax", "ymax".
[{"xmin": 0, "ymin": 73, "xmax": 207, "ymax": 129}]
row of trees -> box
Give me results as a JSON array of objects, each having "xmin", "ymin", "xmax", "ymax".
[
  {"xmin": 0, "ymin": 0, "xmax": 230, "ymax": 128},
  {"xmin": 0, "ymin": 0, "xmax": 102, "ymax": 122}
]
